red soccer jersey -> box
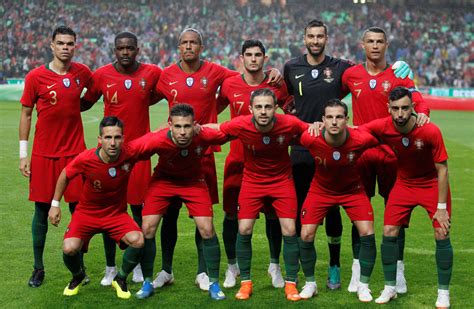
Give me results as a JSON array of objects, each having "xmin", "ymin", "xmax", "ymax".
[
  {"xmin": 219, "ymin": 114, "xmax": 308, "ymax": 184},
  {"xmin": 20, "ymin": 63, "xmax": 92, "ymax": 157},
  {"xmin": 362, "ymin": 117, "xmax": 448, "ymax": 186},
  {"xmin": 300, "ymin": 128, "xmax": 379, "ymax": 194},
  {"xmin": 342, "ymin": 64, "xmax": 430, "ymax": 126},
  {"xmin": 65, "ymin": 147, "xmax": 137, "ymax": 217},
  {"xmin": 83, "ymin": 63, "xmax": 162, "ymax": 141},
  {"xmin": 217, "ymin": 74, "xmax": 292, "ymax": 156},
  {"xmin": 128, "ymin": 128, "xmax": 228, "ymax": 181},
  {"xmin": 156, "ymin": 61, "xmax": 238, "ymax": 124}
]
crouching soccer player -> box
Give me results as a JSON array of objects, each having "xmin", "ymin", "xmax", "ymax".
[
  {"xmin": 361, "ymin": 87, "xmax": 453, "ymax": 308},
  {"xmin": 298, "ymin": 99, "xmax": 379, "ymax": 302},
  {"xmin": 48, "ymin": 116, "xmax": 144, "ymax": 299}
]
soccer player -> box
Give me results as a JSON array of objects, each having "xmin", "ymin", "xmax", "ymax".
[
  {"xmin": 361, "ymin": 87, "xmax": 452, "ymax": 308},
  {"xmin": 19, "ymin": 26, "xmax": 92, "ymax": 287},
  {"xmin": 132, "ymin": 103, "xmax": 229, "ymax": 300},
  {"xmin": 47, "ymin": 116, "xmax": 145, "ymax": 299},
  {"xmin": 216, "ymin": 39, "xmax": 292, "ymax": 289},
  {"xmin": 153, "ymin": 28, "xmax": 282, "ymax": 290},
  {"xmin": 209, "ymin": 88, "xmax": 312, "ymax": 301},
  {"xmin": 80, "ymin": 31, "xmax": 162, "ymax": 285},
  {"xmin": 283, "ymin": 19, "xmax": 413, "ymax": 290},
  {"xmin": 341, "ymin": 26, "xmax": 430, "ymax": 293},
  {"xmin": 298, "ymin": 99, "xmax": 379, "ymax": 302}
]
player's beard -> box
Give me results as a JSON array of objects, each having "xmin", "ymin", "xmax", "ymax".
[{"xmin": 306, "ymin": 44, "xmax": 325, "ymax": 58}]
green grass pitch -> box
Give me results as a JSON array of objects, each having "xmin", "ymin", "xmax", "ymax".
[{"xmin": 0, "ymin": 100, "xmax": 473, "ymax": 308}]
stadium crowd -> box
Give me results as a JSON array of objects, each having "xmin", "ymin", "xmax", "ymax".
[{"xmin": 2, "ymin": 0, "xmax": 473, "ymax": 87}]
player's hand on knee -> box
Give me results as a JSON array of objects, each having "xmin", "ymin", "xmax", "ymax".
[
  {"xmin": 433, "ymin": 209, "xmax": 450, "ymax": 236},
  {"xmin": 416, "ymin": 113, "xmax": 430, "ymax": 126},
  {"xmin": 19, "ymin": 157, "xmax": 31, "ymax": 177},
  {"xmin": 48, "ymin": 207, "xmax": 61, "ymax": 226}
]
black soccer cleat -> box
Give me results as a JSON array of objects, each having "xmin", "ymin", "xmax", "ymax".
[{"xmin": 28, "ymin": 268, "xmax": 45, "ymax": 288}]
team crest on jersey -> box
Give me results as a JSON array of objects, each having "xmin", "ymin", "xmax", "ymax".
[
  {"xmin": 382, "ymin": 80, "xmax": 391, "ymax": 92},
  {"xmin": 323, "ymin": 67, "xmax": 334, "ymax": 83},
  {"xmin": 124, "ymin": 79, "xmax": 132, "ymax": 90},
  {"xmin": 140, "ymin": 78, "xmax": 146, "ymax": 90},
  {"xmin": 414, "ymin": 139, "xmax": 424, "ymax": 150},
  {"xmin": 277, "ymin": 135, "xmax": 285, "ymax": 145},
  {"xmin": 121, "ymin": 163, "xmax": 131, "ymax": 172},
  {"xmin": 63, "ymin": 78, "xmax": 71, "ymax": 88},
  {"xmin": 401, "ymin": 137, "xmax": 410, "ymax": 147},
  {"xmin": 333, "ymin": 151, "xmax": 341, "ymax": 161},
  {"xmin": 311, "ymin": 69, "xmax": 319, "ymax": 79},
  {"xmin": 195, "ymin": 146, "xmax": 203, "ymax": 156},
  {"xmin": 369, "ymin": 79, "xmax": 377, "ymax": 89},
  {"xmin": 181, "ymin": 149, "xmax": 189, "ymax": 157},
  {"xmin": 200, "ymin": 77, "xmax": 208, "ymax": 88},
  {"xmin": 186, "ymin": 77, "xmax": 194, "ymax": 87},
  {"xmin": 347, "ymin": 152, "xmax": 355, "ymax": 163},
  {"xmin": 263, "ymin": 136, "xmax": 271, "ymax": 145},
  {"xmin": 76, "ymin": 78, "xmax": 80, "ymax": 86},
  {"xmin": 108, "ymin": 167, "xmax": 117, "ymax": 177}
]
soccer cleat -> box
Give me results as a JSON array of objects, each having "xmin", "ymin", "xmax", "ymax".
[
  {"xmin": 132, "ymin": 264, "xmax": 144, "ymax": 283},
  {"xmin": 357, "ymin": 283, "xmax": 373, "ymax": 302},
  {"xmin": 285, "ymin": 281, "xmax": 301, "ymax": 301},
  {"xmin": 195, "ymin": 272, "xmax": 210, "ymax": 291},
  {"xmin": 375, "ymin": 285, "xmax": 397, "ymax": 304},
  {"xmin": 348, "ymin": 259, "xmax": 360, "ymax": 293},
  {"xmin": 327, "ymin": 265, "xmax": 341, "ymax": 290},
  {"xmin": 268, "ymin": 263, "xmax": 285, "ymax": 288},
  {"xmin": 100, "ymin": 266, "xmax": 117, "ymax": 286},
  {"xmin": 223, "ymin": 263, "xmax": 240, "ymax": 288},
  {"xmin": 28, "ymin": 268, "xmax": 45, "ymax": 288},
  {"xmin": 112, "ymin": 275, "xmax": 131, "ymax": 299},
  {"xmin": 63, "ymin": 271, "xmax": 86, "ymax": 296},
  {"xmin": 209, "ymin": 282, "xmax": 226, "ymax": 300},
  {"xmin": 135, "ymin": 281, "xmax": 154, "ymax": 299},
  {"xmin": 152, "ymin": 270, "xmax": 174, "ymax": 288},
  {"xmin": 396, "ymin": 260, "xmax": 407, "ymax": 294},
  {"xmin": 435, "ymin": 289, "xmax": 450, "ymax": 309},
  {"xmin": 299, "ymin": 281, "xmax": 318, "ymax": 299},
  {"xmin": 235, "ymin": 280, "xmax": 253, "ymax": 300}
]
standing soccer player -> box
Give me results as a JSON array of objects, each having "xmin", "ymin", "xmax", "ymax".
[
  {"xmin": 216, "ymin": 39, "xmax": 292, "ymax": 289},
  {"xmin": 342, "ymin": 26, "xmax": 430, "ymax": 293},
  {"xmin": 210, "ymin": 88, "xmax": 311, "ymax": 301},
  {"xmin": 81, "ymin": 31, "xmax": 162, "ymax": 285},
  {"xmin": 48, "ymin": 117, "xmax": 145, "ymax": 299},
  {"xmin": 361, "ymin": 87, "xmax": 452, "ymax": 308},
  {"xmin": 284, "ymin": 19, "xmax": 414, "ymax": 290},
  {"xmin": 19, "ymin": 26, "xmax": 92, "ymax": 287},
  {"xmin": 298, "ymin": 99, "xmax": 379, "ymax": 302}
]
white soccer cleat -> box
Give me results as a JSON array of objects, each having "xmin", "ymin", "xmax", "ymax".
[
  {"xmin": 375, "ymin": 285, "xmax": 397, "ymax": 304},
  {"xmin": 299, "ymin": 281, "xmax": 318, "ymax": 299},
  {"xmin": 348, "ymin": 259, "xmax": 360, "ymax": 293},
  {"xmin": 357, "ymin": 283, "xmax": 373, "ymax": 302},
  {"xmin": 195, "ymin": 272, "xmax": 210, "ymax": 291},
  {"xmin": 223, "ymin": 264, "xmax": 240, "ymax": 288},
  {"xmin": 396, "ymin": 260, "xmax": 407, "ymax": 294},
  {"xmin": 100, "ymin": 266, "xmax": 117, "ymax": 286},
  {"xmin": 268, "ymin": 263, "xmax": 285, "ymax": 288},
  {"xmin": 152, "ymin": 270, "xmax": 174, "ymax": 288},
  {"xmin": 132, "ymin": 264, "xmax": 144, "ymax": 283},
  {"xmin": 435, "ymin": 289, "xmax": 450, "ymax": 308}
]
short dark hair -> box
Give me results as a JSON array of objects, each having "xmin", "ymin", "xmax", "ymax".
[
  {"xmin": 389, "ymin": 86, "xmax": 412, "ymax": 102},
  {"xmin": 323, "ymin": 99, "xmax": 348, "ymax": 117},
  {"xmin": 52, "ymin": 26, "xmax": 76, "ymax": 41},
  {"xmin": 304, "ymin": 19, "xmax": 328, "ymax": 35},
  {"xmin": 99, "ymin": 116, "xmax": 123, "ymax": 135},
  {"xmin": 170, "ymin": 103, "xmax": 195, "ymax": 119},
  {"xmin": 241, "ymin": 39, "xmax": 266, "ymax": 55},
  {"xmin": 362, "ymin": 26, "xmax": 387, "ymax": 41},
  {"xmin": 179, "ymin": 28, "xmax": 204, "ymax": 45},
  {"xmin": 250, "ymin": 88, "xmax": 277, "ymax": 106},
  {"xmin": 115, "ymin": 31, "xmax": 138, "ymax": 46}
]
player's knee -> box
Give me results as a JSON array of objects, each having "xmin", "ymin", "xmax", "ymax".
[
  {"xmin": 63, "ymin": 241, "xmax": 80, "ymax": 256},
  {"xmin": 142, "ymin": 221, "xmax": 157, "ymax": 238},
  {"xmin": 434, "ymin": 228, "xmax": 448, "ymax": 240},
  {"xmin": 127, "ymin": 232, "xmax": 144, "ymax": 248},
  {"xmin": 281, "ymin": 225, "xmax": 296, "ymax": 237},
  {"xmin": 300, "ymin": 230, "xmax": 314, "ymax": 242},
  {"xmin": 383, "ymin": 225, "xmax": 399, "ymax": 237},
  {"xmin": 238, "ymin": 225, "xmax": 253, "ymax": 235}
]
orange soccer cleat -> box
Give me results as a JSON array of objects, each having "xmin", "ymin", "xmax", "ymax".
[
  {"xmin": 285, "ymin": 281, "xmax": 301, "ymax": 301},
  {"xmin": 235, "ymin": 280, "xmax": 253, "ymax": 300}
]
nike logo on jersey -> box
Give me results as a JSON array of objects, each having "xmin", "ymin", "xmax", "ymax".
[
  {"xmin": 354, "ymin": 82, "xmax": 363, "ymax": 86},
  {"xmin": 107, "ymin": 83, "xmax": 116, "ymax": 88},
  {"xmin": 234, "ymin": 93, "xmax": 243, "ymax": 97},
  {"xmin": 47, "ymin": 84, "xmax": 56, "ymax": 89},
  {"xmin": 295, "ymin": 74, "xmax": 305, "ymax": 79},
  {"xmin": 169, "ymin": 81, "xmax": 178, "ymax": 85}
]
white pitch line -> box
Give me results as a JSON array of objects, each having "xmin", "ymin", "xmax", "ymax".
[{"xmin": 405, "ymin": 247, "xmax": 474, "ymax": 255}]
